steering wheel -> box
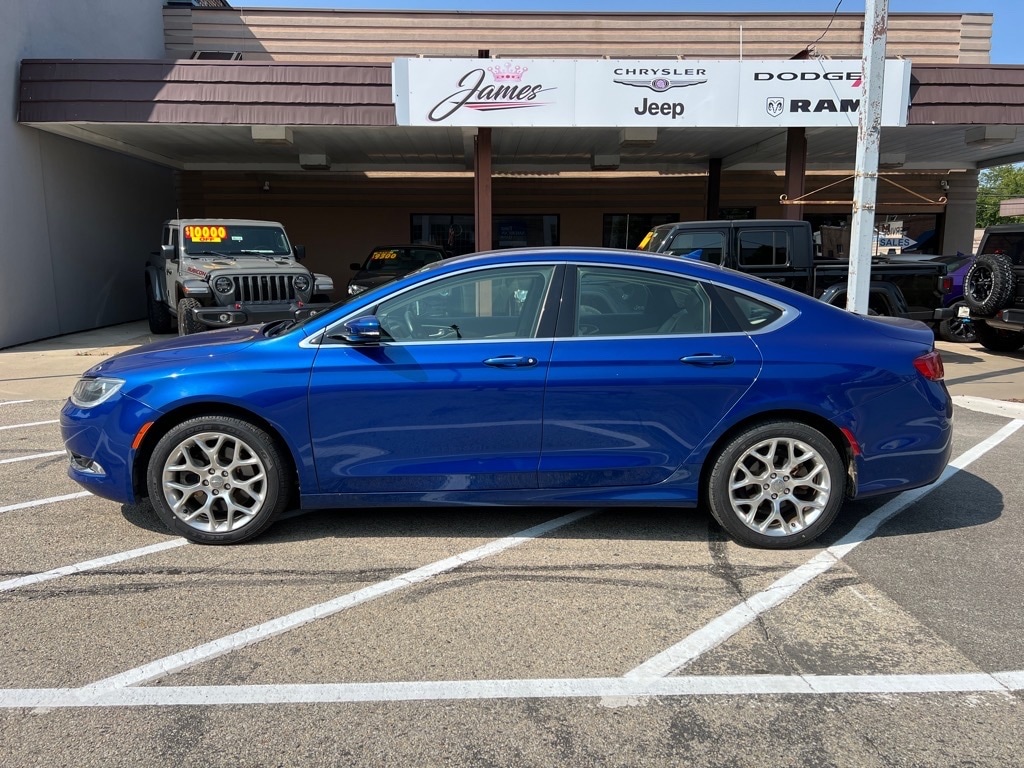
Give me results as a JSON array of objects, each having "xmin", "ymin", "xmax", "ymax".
[{"xmin": 403, "ymin": 309, "xmax": 419, "ymax": 338}]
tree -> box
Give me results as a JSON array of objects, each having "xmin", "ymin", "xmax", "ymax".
[{"xmin": 977, "ymin": 164, "xmax": 1024, "ymax": 228}]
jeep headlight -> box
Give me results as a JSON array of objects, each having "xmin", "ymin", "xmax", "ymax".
[
  {"xmin": 214, "ymin": 276, "xmax": 234, "ymax": 294},
  {"xmin": 70, "ymin": 377, "xmax": 124, "ymax": 408},
  {"xmin": 293, "ymin": 274, "xmax": 310, "ymax": 292}
]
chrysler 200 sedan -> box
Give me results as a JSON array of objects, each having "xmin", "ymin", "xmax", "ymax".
[{"xmin": 61, "ymin": 247, "xmax": 953, "ymax": 549}]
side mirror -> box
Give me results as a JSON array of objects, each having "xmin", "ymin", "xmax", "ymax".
[
  {"xmin": 334, "ymin": 315, "xmax": 381, "ymax": 344},
  {"xmin": 349, "ymin": 262, "xmax": 362, "ymax": 271},
  {"xmin": 293, "ymin": 244, "xmax": 306, "ymax": 261},
  {"xmin": 161, "ymin": 244, "xmax": 176, "ymax": 259}
]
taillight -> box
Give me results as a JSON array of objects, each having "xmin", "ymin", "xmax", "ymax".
[
  {"xmin": 941, "ymin": 276, "xmax": 952, "ymax": 293},
  {"xmin": 913, "ymin": 350, "xmax": 944, "ymax": 381}
]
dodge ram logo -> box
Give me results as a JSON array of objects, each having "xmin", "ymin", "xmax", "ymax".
[{"xmin": 766, "ymin": 97, "xmax": 784, "ymax": 118}]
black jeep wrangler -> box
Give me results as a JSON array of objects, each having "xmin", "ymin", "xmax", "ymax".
[{"xmin": 964, "ymin": 224, "xmax": 1024, "ymax": 353}]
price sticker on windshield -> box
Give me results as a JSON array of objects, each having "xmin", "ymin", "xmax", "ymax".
[
  {"xmin": 184, "ymin": 225, "xmax": 228, "ymax": 243},
  {"xmin": 371, "ymin": 250, "xmax": 398, "ymax": 260}
]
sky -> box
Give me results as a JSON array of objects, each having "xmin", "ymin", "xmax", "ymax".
[{"xmin": 232, "ymin": 0, "xmax": 1022, "ymax": 64}]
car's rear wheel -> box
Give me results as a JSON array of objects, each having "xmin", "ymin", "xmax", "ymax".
[
  {"xmin": 177, "ymin": 297, "xmax": 205, "ymax": 336},
  {"xmin": 937, "ymin": 302, "xmax": 976, "ymax": 343},
  {"xmin": 973, "ymin": 320, "xmax": 1024, "ymax": 353},
  {"xmin": 964, "ymin": 253, "xmax": 1016, "ymax": 316},
  {"xmin": 706, "ymin": 421, "xmax": 845, "ymax": 549},
  {"xmin": 146, "ymin": 416, "xmax": 291, "ymax": 544},
  {"xmin": 146, "ymin": 281, "xmax": 175, "ymax": 334}
]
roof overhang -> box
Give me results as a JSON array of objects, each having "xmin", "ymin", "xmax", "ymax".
[{"xmin": 18, "ymin": 59, "xmax": 1024, "ymax": 173}]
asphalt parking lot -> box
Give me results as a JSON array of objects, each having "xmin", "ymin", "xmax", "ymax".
[{"xmin": 1, "ymin": 324, "xmax": 1023, "ymax": 767}]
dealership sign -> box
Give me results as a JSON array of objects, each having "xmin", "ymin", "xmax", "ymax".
[{"xmin": 392, "ymin": 58, "xmax": 911, "ymax": 128}]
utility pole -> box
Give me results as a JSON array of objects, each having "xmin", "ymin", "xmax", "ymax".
[{"xmin": 847, "ymin": 0, "xmax": 889, "ymax": 314}]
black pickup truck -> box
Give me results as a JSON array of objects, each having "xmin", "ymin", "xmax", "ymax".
[
  {"xmin": 962, "ymin": 224, "xmax": 1024, "ymax": 353},
  {"xmin": 637, "ymin": 219, "xmax": 951, "ymax": 327}
]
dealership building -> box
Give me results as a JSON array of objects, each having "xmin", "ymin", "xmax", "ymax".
[{"xmin": 3, "ymin": 0, "xmax": 1022, "ymax": 348}]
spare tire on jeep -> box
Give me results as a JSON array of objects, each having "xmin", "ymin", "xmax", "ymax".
[{"xmin": 964, "ymin": 253, "xmax": 1016, "ymax": 316}]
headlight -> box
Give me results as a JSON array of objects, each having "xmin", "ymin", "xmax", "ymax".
[
  {"xmin": 293, "ymin": 274, "xmax": 310, "ymax": 292},
  {"xmin": 214, "ymin": 276, "xmax": 234, "ymax": 294},
  {"xmin": 70, "ymin": 377, "xmax": 124, "ymax": 408},
  {"xmin": 348, "ymin": 284, "xmax": 367, "ymax": 296}
]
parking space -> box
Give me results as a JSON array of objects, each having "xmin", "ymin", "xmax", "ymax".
[
  {"xmin": 1, "ymin": 330, "xmax": 1023, "ymax": 764},
  {"xmin": 1, "ymin": 382, "xmax": 1023, "ymax": 765}
]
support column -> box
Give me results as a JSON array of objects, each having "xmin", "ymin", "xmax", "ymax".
[
  {"xmin": 783, "ymin": 127, "xmax": 807, "ymax": 221},
  {"xmin": 474, "ymin": 127, "xmax": 492, "ymax": 252},
  {"xmin": 705, "ymin": 158, "xmax": 722, "ymax": 219}
]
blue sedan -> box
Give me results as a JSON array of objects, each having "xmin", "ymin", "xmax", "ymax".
[{"xmin": 61, "ymin": 247, "xmax": 952, "ymax": 549}]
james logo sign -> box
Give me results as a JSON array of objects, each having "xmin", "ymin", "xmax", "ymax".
[{"xmin": 427, "ymin": 62, "xmax": 554, "ymax": 122}]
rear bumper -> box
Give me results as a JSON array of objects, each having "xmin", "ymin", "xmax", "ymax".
[{"xmin": 976, "ymin": 308, "xmax": 1024, "ymax": 331}]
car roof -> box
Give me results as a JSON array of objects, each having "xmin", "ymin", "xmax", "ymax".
[
  {"xmin": 168, "ymin": 218, "xmax": 286, "ymax": 228},
  {"xmin": 415, "ymin": 245, "xmax": 825, "ymax": 307}
]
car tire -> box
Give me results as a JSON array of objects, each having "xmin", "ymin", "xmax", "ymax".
[
  {"xmin": 706, "ymin": 421, "xmax": 845, "ymax": 549},
  {"xmin": 146, "ymin": 415, "xmax": 292, "ymax": 544},
  {"xmin": 964, "ymin": 253, "xmax": 1016, "ymax": 316},
  {"xmin": 177, "ymin": 297, "xmax": 205, "ymax": 336},
  {"xmin": 146, "ymin": 281, "xmax": 176, "ymax": 334},
  {"xmin": 973, "ymin": 320, "xmax": 1024, "ymax": 353},
  {"xmin": 937, "ymin": 302, "xmax": 976, "ymax": 343}
]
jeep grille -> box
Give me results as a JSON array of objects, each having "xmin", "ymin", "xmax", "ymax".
[{"xmin": 230, "ymin": 274, "xmax": 298, "ymax": 303}]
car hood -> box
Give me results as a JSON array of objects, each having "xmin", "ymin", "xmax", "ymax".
[
  {"xmin": 183, "ymin": 255, "xmax": 305, "ymax": 274},
  {"xmin": 81, "ymin": 326, "xmax": 263, "ymax": 378},
  {"xmin": 349, "ymin": 272, "xmax": 402, "ymax": 290}
]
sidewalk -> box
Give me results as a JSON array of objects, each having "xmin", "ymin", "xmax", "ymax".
[
  {"xmin": 0, "ymin": 321, "xmax": 159, "ymax": 401},
  {"xmin": 0, "ymin": 321, "xmax": 1021, "ymax": 402}
]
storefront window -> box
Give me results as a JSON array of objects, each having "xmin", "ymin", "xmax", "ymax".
[
  {"xmin": 411, "ymin": 214, "xmax": 559, "ymax": 254},
  {"xmin": 411, "ymin": 214, "xmax": 476, "ymax": 256},
  {"xmin": 603, "ymin": 213, "xmax": 678, "ymax": 249}
]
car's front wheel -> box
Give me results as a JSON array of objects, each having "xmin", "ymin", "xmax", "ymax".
[
  {"xmin": 177, "ymin": 297, "xmax": 205, "ymax": 336},
  {"xmin": 146, "ymin": 415, "xmax": 292, "ymax": 544},
  {"xmin": 706, "ymin": 421, "xmax": 845, "ymax": 549}
]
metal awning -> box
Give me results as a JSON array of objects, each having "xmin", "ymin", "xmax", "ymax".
[{"xmin": 18, "ymin": 59, "xmax": 1024, "ymax": 173}]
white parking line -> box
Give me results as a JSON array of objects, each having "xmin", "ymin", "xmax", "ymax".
[
  {"xmin": 0, "ymin": 450, "xmax": 65, "ymax": 465},
  {"xmin": 0, "ymin": 420, "xmax": 58, "ymax": 431},
  {"xmin": 0, "ymin": 400, "xmax": 33, "ymax": 406},
  {"xmin": 0, "ymin": 491, "xmax": 91, "ymax": 514},
  {"xmin": 84, "ymin": 510, "xmax": 595, "ymax": 691},
  {"xmin": 0, "ymin": 539, "xmax": 187, "ymax": 592},
  {"xmin": 625, "ymin": 418, "xmax": 1024, "ymax": 679},
  {"xmin": 0, "ymin": 671, "xmax": 1021, "ymax": 708}
]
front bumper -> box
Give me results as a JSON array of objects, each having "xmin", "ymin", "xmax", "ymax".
[
  {"xmin": 60, "ymin": 395, "xmax": 163, "ymax": 504},
  {"xmin": 192, "ymin": 301, "xmax": 333, "ymax": 329}
]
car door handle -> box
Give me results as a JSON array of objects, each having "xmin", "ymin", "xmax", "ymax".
[
  {"xmin": 483, "ymin": 356, "xmax": 538, "ymax": 368},
  {"xmin": 680, "ymin": 353, "xmax": 735, "ymax": 366}
]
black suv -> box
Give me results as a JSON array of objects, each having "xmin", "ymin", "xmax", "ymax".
[
  {"xmin": 964, "ymin": 224, "xmax": 1024, "ymax": 353},
  {"xmin": 347, "ymin": 244, "xmax": 450, "ymax": 296}
]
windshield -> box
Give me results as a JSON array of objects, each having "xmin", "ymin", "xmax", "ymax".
[
  {"xmin": 183, "ymin": 224, "xmax": 291, "ymax": 257},
  {"xmin": 361, "ymin": 247, "xmax": 445, "ymax": 272},
  {"xmin": 636, "ymin": 228, "xmax": 671, "ymax": 253}
]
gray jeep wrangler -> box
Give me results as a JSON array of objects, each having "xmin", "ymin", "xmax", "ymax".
[{"xmin": 145, "ymin": 218, "xmax": 334, "ymax": 335}]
